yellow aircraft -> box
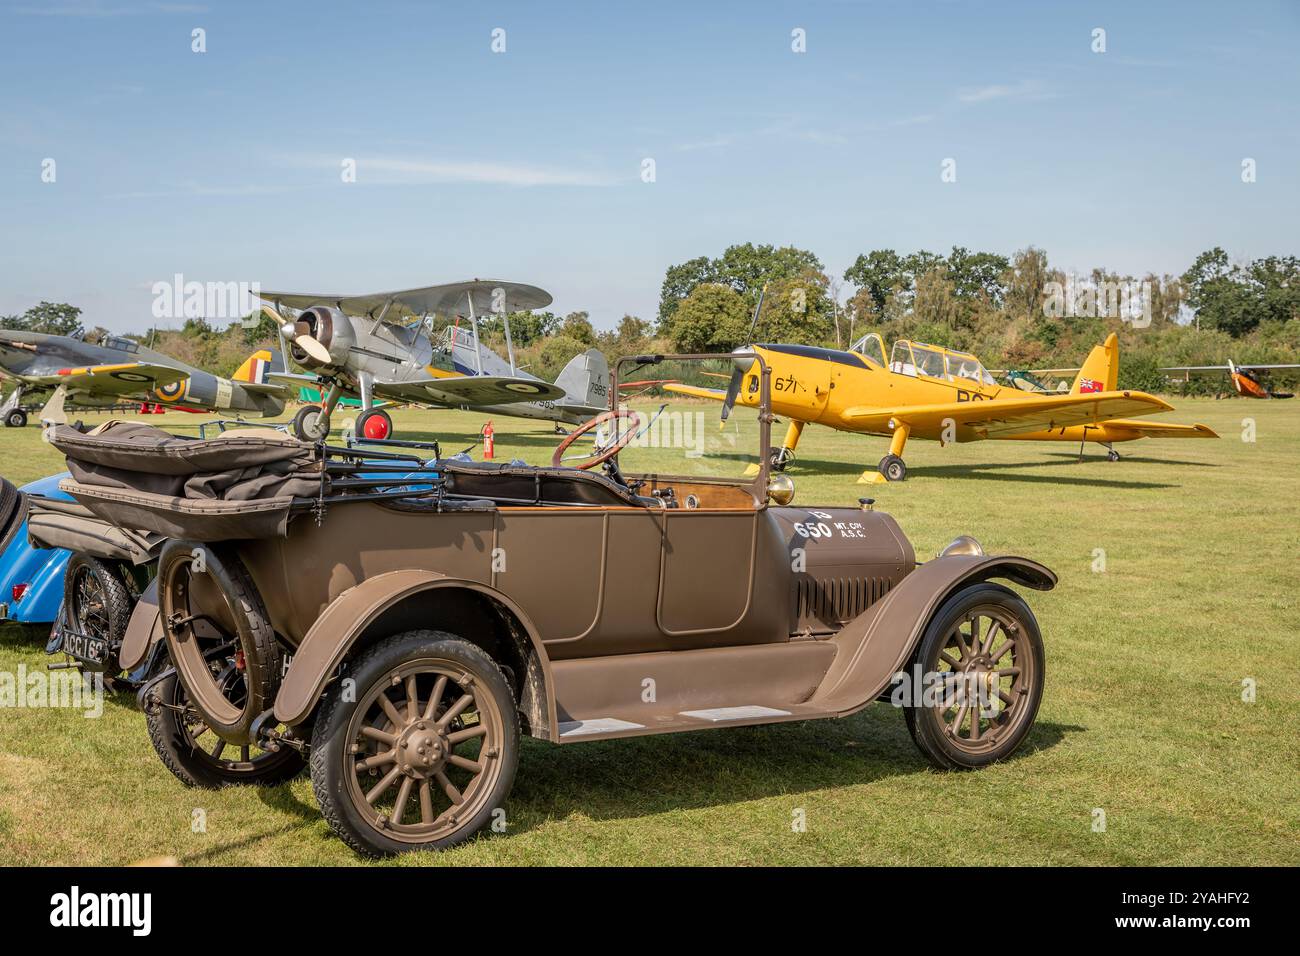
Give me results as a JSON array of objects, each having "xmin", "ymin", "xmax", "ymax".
[{"xmin": 666, "ymin": 332, "xmax": 1217, "ymax": 483}]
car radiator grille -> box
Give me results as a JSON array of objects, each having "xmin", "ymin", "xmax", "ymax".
[{"xmin": 793, "ymin": 575, "xmax": 893, "ymax": 633}]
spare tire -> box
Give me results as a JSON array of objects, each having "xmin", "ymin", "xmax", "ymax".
[
  {"xmin": 157, "ymin": 539, "xmax": 282, "ymax": 743},
  {"xmin": 0, "ymin": 477, "xmax": 24, "ymax": 554}
]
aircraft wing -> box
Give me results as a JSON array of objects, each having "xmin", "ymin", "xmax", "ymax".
[
  {"xmin": 24, "ymin": 362, "xmax": 189, "ymax": 395},
  {"xmin": 260, "ymin": 280, "xmax": 552, "ymax": 321},
  {"xmin": 374, "ymin": 375, "xmax": 567, "ymax": 407},
  {"xmin": 662, "ymin": 383, "xmax": 728, "ymax": 402},
  {"xmin": 1100, "ymin": 419, "xmax": 1219, "ymax": 439},
  {"xmin": 1162, "ymin": 364, "xmax": 1300, "ymax": 374},
  {"xmin": 842, "ymin": 390, "xmax": 1174, "ymax": 438}
]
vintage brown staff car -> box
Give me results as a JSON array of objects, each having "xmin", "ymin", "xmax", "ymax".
[{"xmin": 51, "ymin": 354, "xmax": 1055, "ymax": 856}]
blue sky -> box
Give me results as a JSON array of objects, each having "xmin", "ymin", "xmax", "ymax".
[{"xmin": 1, "ymin": 0, "xmax": 1297, "ymax": 332}]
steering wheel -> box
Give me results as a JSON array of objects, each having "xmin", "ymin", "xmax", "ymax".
[{"xmin": 551, "ymin": 409, "xmax": 641, "ymax": 470}]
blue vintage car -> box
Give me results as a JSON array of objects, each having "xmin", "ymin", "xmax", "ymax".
[{"xmin": 0, "ymin": 472, "xmax": 73, "ymax": 629}]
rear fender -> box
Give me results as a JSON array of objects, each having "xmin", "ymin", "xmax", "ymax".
[
  {"xmin": 273, "ymin": 569, "xmax": 556, "ymax": 736},
  {"xmin": 809, "ymin": 553, "xmax": 1056, "ymax": 715},
  {"xmin": 118, "ymin": 577, "xmax": 163, "ymax": 672},
  {"xmin": 0, "ymin": 523, "xmax": 70, "ymax": 625}
]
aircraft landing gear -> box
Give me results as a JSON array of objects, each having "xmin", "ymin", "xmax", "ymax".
[
  {"xmin": 1106, "ymin": 445, "xmax": 1120, "ymax": 462},
  {"xmin": 859, "ymin": 420, "xmax": 911, "ymax": 483},
  {"xmin": 354, "ymin": 407, "xmax": 393, "ymax": 441},
  {"xmin": 878, "ymin": 454, "xmax": 907, "ymax": 482},
  {"xmin": 771, "ymin": 420, "xmax": 803, "ymax": 472},
  {"xmin": 292, "ymin": 405, "xmax": 329, "ymax": 441},
  {"xmin": 293, "ymin": 379, "xmax": 345, "ymax": 442},
  {"xmin": 4, "ymin": 409, "xmax": 26, "ymax": 428}
]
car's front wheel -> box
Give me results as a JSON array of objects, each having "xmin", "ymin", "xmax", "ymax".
[
  {"xmin": 310, "ymin": 630, "xmax": 519, "ymax": 856},
  {"xmin": 903, "ymin": 583, "xmax": 1044, "ymax": 769}
]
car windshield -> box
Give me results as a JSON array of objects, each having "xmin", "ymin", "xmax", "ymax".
[{"xmin": 606, "ymin": 355, "xmax": 765, "ymax": 484}]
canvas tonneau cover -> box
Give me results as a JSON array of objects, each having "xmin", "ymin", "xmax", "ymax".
[
  {"xmin": 25, "ymin": 494, "xmax": 164, "ymax": 563},
  {"xmin": 48, "ymin": 421, "xmax": 326, "ymax": 541}
]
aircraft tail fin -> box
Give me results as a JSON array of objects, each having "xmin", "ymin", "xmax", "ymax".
[
  {"xmin": 555, "ymin": 348, "xmax": 610, "ymax": 411},
  {"xmin": 1071, "ymin": 333, "xmax": 1119, "ymax": 394},
  {"xmin": 232, "ymin": 348, "xmax": 283, "ymax": 385}
]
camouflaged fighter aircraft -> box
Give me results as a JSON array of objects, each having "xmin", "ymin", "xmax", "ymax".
[
  {"xmin": 261, "ymin": 280, "xmax": 609, "ymax": 440},
  {"xmin": 0, "ymin": 326, "xmax": 288, "ymax": 427},
  {"xmin": 667, "ymin": 332, "xmax": 1217, "ymax": 483}
]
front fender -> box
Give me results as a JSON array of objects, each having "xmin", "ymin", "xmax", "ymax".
[
  {"xmin": 808, "ymin": 553, "xmax": 1056, "ymax": 715},
  {"xmin": 273, "ymin": 569, "xmax": 555, "ymax": 728}
]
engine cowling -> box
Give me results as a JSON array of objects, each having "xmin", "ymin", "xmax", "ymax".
[{"xmin": 289, "ymin": 306, "xmax": 355, "ymax": 369}]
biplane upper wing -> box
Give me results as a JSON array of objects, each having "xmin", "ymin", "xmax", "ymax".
[
  {"xmin": 20, "ymin": 361, "xmax": 189, "ymax": 395},
  {"xmin": 842, "ymin": 390, "xmax": 1175, "ymax": 438},
  {"xmin": 260, "ymin": 280, "xmax": 553, "ymax": 321},
  {"xmin": 1161, "ymin": 363, "xmax": 1300, "ymax": 374}
]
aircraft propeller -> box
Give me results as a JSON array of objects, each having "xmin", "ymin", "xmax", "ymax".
[
  {"xmin": 721, "ymin": 285, "xmax": 766, "ymax": 424},
  {"xmin": 279, "ymin": 320, "xmax": 332, "ymax": 365}
]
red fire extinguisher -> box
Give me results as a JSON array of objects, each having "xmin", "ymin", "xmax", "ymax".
[{"xmin": 481, "ymin": 420, "xmax": 495, "ymax": 460}]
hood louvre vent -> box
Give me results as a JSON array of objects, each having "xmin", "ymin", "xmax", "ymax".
[{"xmin": 794, "ymin": 575, "xmax": 891, "ymax": 633}]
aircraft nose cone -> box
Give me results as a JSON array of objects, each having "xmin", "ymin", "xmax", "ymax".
[{"xmin": 280, "ymin": 322, "xmax": 298, "ymax": 338}]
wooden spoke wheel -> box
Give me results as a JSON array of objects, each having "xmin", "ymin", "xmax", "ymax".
[
  {"xmin": 904, "ymin": 583, "xmax": 1044, "ymax": 769},
  {"xmin": 310, "ymin": 630, "xmax": 519, "ymax": 856}
]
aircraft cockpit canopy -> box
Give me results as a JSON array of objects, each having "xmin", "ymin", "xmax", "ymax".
[
  {"xmin": 890, "ymin": 340, "xmax": 995, "ymax": 386},
  {"xmin": 848, "ymin": 332, "xmax": 887, "ymax": 367}
]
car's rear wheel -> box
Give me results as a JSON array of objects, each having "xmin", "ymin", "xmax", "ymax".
[
  {"xmin": 903, "ymin": 583, "xmax": 1044, "ymax": 769},
  {"xmin": 146, "ymin": 670, "xmax": 305, "ymax": 788},
  {"xmin": 157, "ymin": 540, "xmax": 281, "ymax": 742},
  {"xmin": 62, "ymin": 554, "xmax": 132, "ymax": 674},
  {"xmin": 310, "ymin": 630, "xmax": 518, "ymax": 856}
]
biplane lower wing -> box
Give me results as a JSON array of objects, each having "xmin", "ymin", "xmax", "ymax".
[
  {"xmin": 842, "ymin": 390, "xmax": 1175, "ymax": 438},
  {"xmin": 376, "ymin": 375, "xmax": 567, "ymax": 407},
  {"xmin": 662, "ymin": 383, "xmax": 726, "ymax": 402}
]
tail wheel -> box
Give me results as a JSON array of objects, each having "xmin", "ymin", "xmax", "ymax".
[
  {"xmin": 157, "ymin": 540, "xmax": 281, "ymax": 742},
  {"xmin": 62, "ymin": 554, "xmax": 133, "ymax": 673},
  {"xmin": 146, "ymin": 671, "xmax": 305, "ymax": 788},
  {"xmin": 292, "ymin": 404, "xmax": 330, "ymax": 441},
  {"xmin": 310, "ymin": 630, "xmax": 519, "ymax": 856},
  {"xmin": 903, "ymin": 583, "xmax": 1044, "ymax": 769},
  {"xmin": 355, "ymin": 408, "xmax": 393, "ymax": 441}
]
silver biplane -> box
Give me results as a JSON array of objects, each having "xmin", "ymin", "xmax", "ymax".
[{"xmin": 262, "ymin": 280, "xmax": 609, "ymax": 440}]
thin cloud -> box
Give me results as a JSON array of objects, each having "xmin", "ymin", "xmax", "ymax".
[
  {"xmin": 12, "ymin": 2, "xmax": 207, "ymax": 15},
  {"xmin": 284, "ymin": 154, "xmax": 618, "ymax": 187},
  {"xmin": 675, "ymin": 134, "xmax": 732, "ymax": 152},
  {"xmin": 956, "ymin": 79, "xmax": 1052, "ymax": 104}
]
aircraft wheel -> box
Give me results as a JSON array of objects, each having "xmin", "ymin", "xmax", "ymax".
[
  {"xmin": 292, "ymin": 404, "xmax": 330, "ymax": 441},
  {"xmin": 355, "ymin": 408, "xmax": 393, "ymax": 441},
  {"xmin": 4, "ymin": 409, "xmax": 27, "ymax": 428},
  {"xmin": 770, "ymin": 447, "xmax": 794, "ymax": 472},
  {"xmin": 1107, "ymin": 448, "xmax": 1120, "ymax": 462},
  {"xmin": 878, "ymin": 454, "xmax": 907, "ymax": 482}
]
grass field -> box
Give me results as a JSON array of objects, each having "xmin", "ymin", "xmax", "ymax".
[{"xmin": 1, "ymin": 397, "xmax": 1296, "ymax": 866}]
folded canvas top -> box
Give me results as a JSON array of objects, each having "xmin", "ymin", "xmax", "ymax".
[
  {"xmin": 60, "ymin": 479, "xmax": 297, "ymax": 541},
  {"xmin": 48, "ymin": 420, "xmax": 325, "ymax": 502},
  {"xmin": 48, "ymin": 420, "xmax": 317, "ymax": 476}
]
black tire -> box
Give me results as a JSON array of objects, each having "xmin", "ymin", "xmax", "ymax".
[
  {"xmin": 292, "ymin": 404, "xmax": 329, "ymax": 441},
  {"xmin": 310, "ymin": 630, "xmax": 519, "ymax": 857},
  {"xmin": 157, "ymin": 540, "xmax": 281, "ymax": 742},
  {"xmin": 146, "ymin": 671, "xmax": 305, "ymax": 788},
  {"xmin": 354, "ymin": 408, "xmax": 393, "ymax": 441},
  {"xmin": 878, "ymin": 454, "xmax": 907, "ymax": 482},
  {"xmin": 1107, "ymin": 448, "xmax": 1121, "ymax": 462},
  {"xmin": 4, "ymin": 409, "xmax": 26, "ymax": 428},
  {"xmin": 0, "ymin": 477, "xmax": 25, "ymax": 553},
  {"xmin": 903, "ymin": 583, "xmax": 1044, "ymax": 770},
  {"xmin": 62, "ymin": 554, "xmax": 133, "ymax": 673}
]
